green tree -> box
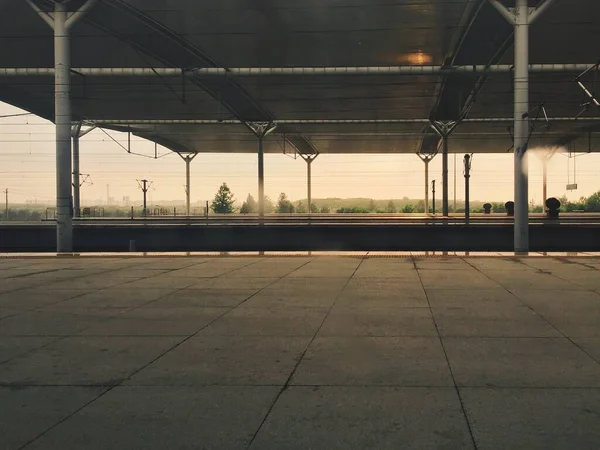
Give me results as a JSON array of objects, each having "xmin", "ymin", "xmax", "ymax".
[
  {"xmin": 296, "ymin": 201, "xmax": 307, "ymax": 213},
  {"xmin": 277, "ymin": 193, "xmax": 295, "ymax": 213},
  {"xmin": 310, "ymin": 203, "xmax": 319, "ymax": 213},
  {"xmin": 264, "ymin": 196, "xmax": 275, "ymax": 213},
  {"xmin": 368, "ymin": 199, "xmax": 376, "ymax": 211},
  {"xmin": 240, "ymin": 193, "xmax": 257, "ymax": 214},
  {"xmin": 211, "ymin": 182, "xmax": 235, "ymax": 214},
  {"xmin": 401, "ymin": 204, "xmax": 415, "ymax": 213},
  {"xmin": 320, "ymin": 205, "xmax": 331, "ymax": 213},
  {"xmin": 386, "ymin": 200, "xmax": 396, "ymax": 213},
  {"xmin": 586, "ymin": 191, "xmax": 600, "ymax": 212}
]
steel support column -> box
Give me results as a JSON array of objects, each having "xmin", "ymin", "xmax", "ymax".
[
  {"xmin": 430, "ymin": 121, "xmax": 458, "ymax": 218},
  {"xmin": 72, "ymin": 124, "xmax": 81, "ymax": 217},
  {"xmin": 442, "ymin": 136, "xmax": 449, "ymax": 216},
  {"xmin": 54, "ymin": 4, "xmax": 72, "ymax": 252},
  {"xmin": 488, "ymin": 0, "xmax": 557, "ymax": 253},
  {"xmin": 27, "ymin": 0, "xmax": 98, "ymax": 252},
  {"xmin": 464, "ymin": 154, "xmax": 472, "ymax": 224},
  {"xmin": 246, "ymin": 123, "xmax": 277, "ymax": 223},
  {"xmin": 258, "ymin": 137, "xmax": 265, "ymax": 218},
  {"xmin": 298, "ymin": 153, "xmax": 319, "ymax": 215},
  {"xmin": 178, "ymin": 153, "xmax": 197, "ymax": 216},
  {"xmin": 513, "ymin": 0, "xmax": 530, "ymax": 253},
  {"xmin": 417, "ymin": 153, "xmax": 436, "ymax": 214}
]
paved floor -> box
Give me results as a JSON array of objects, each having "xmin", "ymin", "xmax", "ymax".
[{"xmin": 1, "ymin": 255, "xmax": 600, "ymax": 449}]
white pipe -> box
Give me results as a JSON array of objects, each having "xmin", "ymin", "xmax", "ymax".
[
  {"xmin": 529, "ymin": 0, "xmax": 559, "ymax": 24},
  {"xmin": 0, "ymin": 64, "xmax": 593, "ymax": 77},
  {"xmin": 66, "ymin": 0, "xmax": 99, "ymax": 29},
  {"xmin": 488, "ymin": 0, "xmax": 516, "ymax": 25}
]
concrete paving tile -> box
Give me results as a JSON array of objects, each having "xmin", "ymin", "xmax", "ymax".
[
  {"xmin": 529, "ymin": 304, "xmax": 600, "ymax": 338},
  {"xmin": 241, "ymin": 290, "xmax": 339, "ymax": 308},
  {"xmin": 250, "ymin": 386, "xmax": 474, "ymax": 450},
  {"xmin": 443, "ymin": 337, "xmax": 600, "ymax": 387},
  {"xmin": 511, "ymin": 289, "xmax": 600, "ymax": 307},
  {"xmin": 483, "ymin": 270, "xmax": 584, "ymax": 290},
  {"xmin": 0, "ymin": 337, "xmax": 180, "ymax": 386},
  {"xmin": 79, "ymin": 307, "xmax": 227, "ymax": 336},
  {"xmin": 127, "ymin": 336, "xmax": 310, "ymax": 386},
  {"xmin": 0, "ymin": 386, "xmax": 107, "ymax": 450},
  {"xmin": 432, "ymin": 306, "xmax": 561, "ymax": 337},
  {"xmin": 152, "ymin": 288, "xmax": 257, "ymax": 307},
  {"xmin": 91, "ymin": 268, "xmax": 172, "ymax": 278},
  {"xmin": 0, "ymin": 337, "xmax": 56, "ymax": 364},
  {"xmin": 269, "ymin": 277, "xmax": 350, "ymax": 291},
  {"xmin": 121, "ymin": 276, "xmax": 200, "ymax": 290},
  {"xmin": 190, "ymin": 277, "xmax": 280, "ymax": 290},
  {"xmin": 0, "ymin": 278, "xmax": 47, "ymax": 293},
  {"xmin": 0, "ymin": 307, "xmax": 22, "ymax": 320},
  {"xmin": 201, "ymin": 307, "xmax": 327, "ymax": 336},
  {"xmin": 548, "ymin": 272, "xmax": 600, "ymax": 291},
  {"xmin": 0, "ymin": 288, "xmax": 91, "ymax": 310},
  {"xmin": 23, "ymin": 386, "xmax": 279, "ymax": 450},
  {"xmin": 320, "ymin": 305, "xmax": 437, "ymax": 337},
  {"xmin": 417, "ymin": 270, "xmax": 499, "ymax": 289},
  {"xmin": 415, "ymin": 259, "xmax": 473, "ymax": 271},
  {"xmin": 0, "ymin": 310, "xmax": 109, "ymax": 336},
  {"xmin": 572, "ymin": 338, "xmax": 600, "ymax": 362},
  {"xmin": 346, "ymin": 277, "xmax": 422, "ymax": 291},
  {"xmin": 336, "ymin": 289, "xmax": 429, "ymax": 307},
  {"xmin": 461, "ymin": 388, "xmax": 600, "ymax": 450},
  {"xmin": 353, "ymin": 261, "xmax": 417, "ymax": 278},
  {"xmin": 425, "ymin": 288, "xmax": 521, "ymax": 307},
  {"xmin": 467, "ymin": 258, "xmax": 537, "ymax": 272},
  {"xmin": 292, "ymin": 337, "xmax": 453, "ymax": 386},
  {"xmin": 50, "ymin": 288, "xmax": 176, "ymax": 309},
  {"xmin": 44, "ymin": 276, "xmax": 132, "ymax": 290}
]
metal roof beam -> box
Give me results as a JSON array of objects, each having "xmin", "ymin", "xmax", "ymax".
[
  {"xmin": 91, "ymin": 117, "xmax": 600, "ymax": 126},
  {"xmin": 0, "ymin": 64, "xmax": 594, "ymax": 77}
]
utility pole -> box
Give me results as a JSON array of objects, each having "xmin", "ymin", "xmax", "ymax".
[
  {"xmin": 464, "ymin": 154, "xmax": 472, "ymax": 224},
  {"xmin": 3, "ymin": 189, "xmax": 7, "ymax": 220},
  {"xmin": 137, "ymin": 179, "xmax": 153, "ymax": 217},
  {"xmin": 431, "ymin": 180, "xmax": 436, "ymax": 215}
]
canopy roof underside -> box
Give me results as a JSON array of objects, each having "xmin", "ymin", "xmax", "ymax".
[{"xmin": 0, "ymin": 0, "xmax": 598, "ymax": 155}]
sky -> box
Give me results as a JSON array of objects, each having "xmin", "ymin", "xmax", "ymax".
[{"xmin": 1, "ymin": 102, "xmax": 599, "ymax": 208}]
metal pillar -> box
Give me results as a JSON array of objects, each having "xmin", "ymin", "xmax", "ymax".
[
  {"xmin": 542, "ymin": 158, "xmax": 548, "ymax": 211},
  {"xmin": 430, "ymin": 121, "xmax": 458, "ymax": 217},
  {"xmin": 488, "ymin": 0, "xmax": 557, "ymax": 253},
  {"xmin": 464, "ymin": 154, "xmax": 472, "ymax": 224},
  {"xmin": 442, "ymin": 136, "xmax": 449, "ymax": 216},
  {"xmin": 431, "ymin": 180, "xmax": 436, "ymax": 215},
  {"xmin": 179, "ymin": 153, "xmax": 197, "ymax": 216},
  {"xmin": 72, "ymin": 129, "xmax": 81, "ymax": 217},
  {"xmin": 258, "ymin": 137, "xmax": 265, "ymax": 218},
  {"xmin": 453, "ymin": 154, "xmax": 457, "ymax": 213},
  {"xmin": 513, "ymin": 0, "xmax": 530, "ymax": 253},
  {"xmin": 298, "ymin": 153, "xmax": 319, "ymax": 215},
  {"xmin": 246, "ymin": 123, "xmax": 277, "ymax": 223},
  {"xmin": 54, "ymin": 4, "xmax": 72, "ymax": 252},
  {"xmin": 27, "ymin": 0, "xmax": 98, "ymax": 252},
  {"xmin": 417, "ymin": 153, "xmax": 436, "ymax": 214}
]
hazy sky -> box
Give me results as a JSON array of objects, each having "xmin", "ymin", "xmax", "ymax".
[{"xmin": 1, "ymin": 102, "xmax": 599, "ymax": 207}]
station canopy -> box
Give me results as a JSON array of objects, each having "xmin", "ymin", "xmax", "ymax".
[{"xmin": 0, "ymin": 0, "xmax": 599, "ymax": 156}]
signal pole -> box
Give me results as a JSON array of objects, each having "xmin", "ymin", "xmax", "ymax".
[
  {"xmin": 137, "ymin": 179, "xmax": 153, "ymax": 217},
  {"xmin": 431, "ymin": 180, "xmax": 436, "ymax": 215},
  {"xmin": 3, "ymin": 189, "xmax": 7, "ymax": 220}
]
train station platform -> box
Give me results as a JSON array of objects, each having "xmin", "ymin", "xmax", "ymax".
[{"xmin": 1, "ymin": 254, "xmax": 600, "ymax": 449}]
